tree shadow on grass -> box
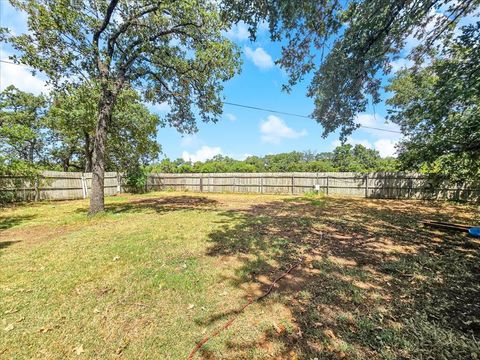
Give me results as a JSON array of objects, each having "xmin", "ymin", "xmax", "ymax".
[
  {"xmin": 75, "ymin": 195, "xmax": 220, "ymax": 215},
  {"xmin": 201, "ymin": 197, "xmax": 480, "ymax": 359},
  {"xmin": 0, "ymin": 214, "xmax": 35, "ymax": 254},
  {"xmin": 0, "ymin": 214, "xmax": 36, "ymax": 232}
]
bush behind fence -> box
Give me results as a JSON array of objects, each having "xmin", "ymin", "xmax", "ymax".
[{"xmin": 1, "ymin": 171, "xmax": 479, "ymax": 203}]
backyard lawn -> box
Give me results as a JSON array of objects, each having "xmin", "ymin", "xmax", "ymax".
[{"xmin": 1, "ymin": 192, "xmax": 479, "ymax": 359}]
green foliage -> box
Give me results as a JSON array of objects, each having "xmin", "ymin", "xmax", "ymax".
[
  {"xmin": 149, "ymin": 147, "xmax": 397, "ymax": 173},
  {"xmin": 387, "ymin": 23, "xmax": 480, "ymax": 181},
  {"xmin": 5, "ymin": 0, "xmax": 242, "ymax": 212},
  {"xmin": 6, "ymin": 0, "xmax": 241, "ymax": 133},
  {"xmin": 124, "ymin": 166, "xmax": 148, "ymax": 194},
  {"xmin": 333, "ymin": 144, "xmax": 397, "ymax": 172},
  {"xmin": 0, "ymin": 156, "xmax": 40, "ymax": 204},
  {"xmin": 47, "ymin": 83, "xmax": 162, "ymax": 172},
  {"xmin": 222, "ymin": 0, "xmax": 478, "ymax": 139},
  {"xmin": 0, "ymin": 85, "xmax": 48, "ymax": 164},
  {"xmin": 1, "ymin": 84, "xmax": 161, "ymax": 173}
]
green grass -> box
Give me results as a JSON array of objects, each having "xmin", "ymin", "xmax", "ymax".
[{"xmin": 1, "ymin": 192, "xmax": 479, "ymax": 359}]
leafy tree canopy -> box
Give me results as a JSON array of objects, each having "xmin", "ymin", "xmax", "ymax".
[
  {"xmin": 0, "ymin": 85, "xmax": 48, "ymax": 164},
  {"xmin": 221, "ymin": 0, "xmax": 479, "ymax": 139},
  {"xmin": 6, "ymin": 0, "xmax": 241, "ymax": 132},
  {"xmin": 149, "ymin": 146, "xmax": 397, "ymax": 173},
  {"xmin": 4, "ymin": 0, "xmax": 241, "ymax": 213},
  {"xmin": 387, "ymin": 22, "xmax": 480, "ymax": 181},
  {"xmin": 47, "ymin": 84, "xmax": 162, "ymax": 172}
]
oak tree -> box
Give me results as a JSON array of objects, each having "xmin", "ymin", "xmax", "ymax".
[
  {"xmin": 387, "ymin": 23, "xmax": 480, "ymax": 180},
  {"xmin": 47, "ymin": 84, "xmax": 162, "ymax": 173},
  {"xmin": 6, "ymin": 0, "xmax": 240, "ymax": 213}
]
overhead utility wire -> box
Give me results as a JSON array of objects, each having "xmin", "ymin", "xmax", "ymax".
[
  {"xmin": 1, "ymin": 59, "xmax": 401, "ymax": 134},
  {"xmin": 223, "ymin": 101, "xmax": 402, "ymax": 134}
]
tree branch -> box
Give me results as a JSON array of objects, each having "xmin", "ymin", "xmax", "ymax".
[
  {"xmin": 93, "ymin": 0, "xmax": 119, "ymax": 75},
  {"xmin": 107, "ymin": 4, "xmax": 161, "ymax": 58}
]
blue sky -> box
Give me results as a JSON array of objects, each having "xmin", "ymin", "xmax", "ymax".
[{"xmin": 1, "ymin": 2, "xmax": 476, "ymax": 162}]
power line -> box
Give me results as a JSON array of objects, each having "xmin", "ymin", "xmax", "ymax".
[
  {"xmin": 0, "ymin": 59, "xmax": 31, "ymax": 68},
  {"xmin": 224, "ymin": 101, "xmax": 402, "ymax": 134},
  {"xmin": 0, "ymin": 59, "xmax": 402, "ymax": 135},
  {"xmin": 224, "ymin": 101, "xmax": 310, "ymax": 119}
]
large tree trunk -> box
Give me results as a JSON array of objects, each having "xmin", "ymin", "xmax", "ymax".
[
  {"xmin": 84, "ymin": 132, "xmax": 93, "ymax": 172},
  {"xmin": 89, "ymin": 88, "xmax": 115, "ymax": 215},
  {"xmin": 28, "ymin": 139, "xmax": 36, "ymax": 163}
]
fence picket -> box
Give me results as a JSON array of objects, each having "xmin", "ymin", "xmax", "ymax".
[{"xmin": 1, "ymin": 171, "xmax": 478, "ymax": 203}]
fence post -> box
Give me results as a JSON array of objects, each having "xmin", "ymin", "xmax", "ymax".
[
  {"xmin": 326, "ymin": 175, "xmax": 329, "ymax": 196},
  {"xmin": 291, "ymin": 174, "xmax": 294, "ymax": 194},
  {"xmin": 408, "ymin": 177, "xmax": 413, "ymax": 199},
  {"xmin": 34, "ymin": 175, "xmax": 40, "ymax": 202},
  {"xmin": 365, "ymin": 173, "xmax": 369, "ymax": 198},
  {"xmin": 260, "ymin": 176, "xmax": 264, "ymax": 194},
  {"xmin": 81, "ymin": 173, "xmax": 87, "ymax": 199},
  {"xmin": 116, "ymin": 172, "xmax": 121, "ymax": 194}
]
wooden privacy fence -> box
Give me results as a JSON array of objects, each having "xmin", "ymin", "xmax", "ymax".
[
  {"xmin": 1, "ymin": 171, "xmax": 479, "ymax": 203},
  {"xmin": 0, "ymin": 171, "xmax": 120, "ymax": 202},
  {"xmin": 148, "ymin": 172, "xmax": 480, "ymax": 202}
]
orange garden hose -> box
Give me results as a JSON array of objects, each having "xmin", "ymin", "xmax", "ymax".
[{"xmin": 187, "ymin": 261, "xmax": 302, "ymax": 360}]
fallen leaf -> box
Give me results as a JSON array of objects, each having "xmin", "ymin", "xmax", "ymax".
[
  {"xmin": 188, "ymin": 304, "xmax": 195, "ymax": 310},
  {"xmin": 4, "ymin": 324, "xmax": 14, "ymax": 332},
  {"xmin": 73, "ymin": 345, "xmax": 84, "ymax": 355},
  {"xmin": 4, "ymin": 308, "xmax": 19, "ymax": 315},
  {"xmin": 273, "ymin": 322, "xmax": 285, "ymax": 334},
  {"xmin": 115, "ymin": 340, "xmax": 129, "ymax": 355},
  {"xmin": 93, "ymin": 308, "xmax": 100, "ymax": 314},
  {"xmin": 113, "ymin": 256, "xmax": 120, "ymax": 261},
  {"xmin": 324, "ymin": 329, "xmax": 337, "ymax": 340},
  {"xmin": 39, "ymin": 326, "xmax": 52, "ymax": 333}
]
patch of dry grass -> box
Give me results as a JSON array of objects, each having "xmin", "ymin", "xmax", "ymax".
[{"xmin": 1, "ymin": 192, "xmax": 479, "ymax": 359}]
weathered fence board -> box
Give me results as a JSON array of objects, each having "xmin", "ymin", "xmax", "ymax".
[
  {"xmin": 1, "ymin": 171, "xmax": 479, "ymax": 203},
  {"xmin": 0, "ymin": 171, "xmax": 121, "ymax": 202},
  {"xmin": 149, "ymin": 172, "xmax": 480, "ymax": 202}
]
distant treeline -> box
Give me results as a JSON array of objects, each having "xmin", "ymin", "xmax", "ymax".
[{"xmin": 148, "ymin": 144, "xmax": 398, "ymax": 173}]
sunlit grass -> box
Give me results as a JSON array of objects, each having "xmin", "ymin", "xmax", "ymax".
[{"xmin": 1, "ymin": 192, "xmax": 479, "ymax": 359}]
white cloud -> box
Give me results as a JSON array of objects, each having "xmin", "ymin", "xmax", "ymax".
[
  {"xmin": 260, "ymin": 115, "xmax": 307, "ymax": 144},
  {"xmin": 0, "ymin": 56, "xmax": 49, "ymax": 94},
  {"xmin": 224, "ymin": 21, "xmax": 250, "ymax": 41},
  {"xmin": 329, "ymin": 113, "xmax": 403, "ymax": 157},
  {"xmin": 225, "ymin": 113, "xmax": 236, "ymax": 122},
  {"xmin": 331, "ymin": 137, "xmax": 399, "ymax": 158},
  {"xmin": 389, "ymin": 58, "xmax": 414, "ymax": 73},
  {"xmin": 244, "ymin": 46, "xmax": 274, "ymax": 70},
  {"xmin": 374, "ymin": 139, "xmax": 398, "ymax": 158},
  {"xmin": 233, "ymin": 153, "xmax": 253, "ymax": 160},
  {"xmin": 332, "ymin": 138, "xmax": 373, "ymax": 149},
  {"xmin": 354, "ymin": 113, "xmax": 401, "ymax": 138},
  {"xmin": 182, "ymin": 145, "xmax": 222, "ymax": 162},
  {"xmin": 180, "ymin": 134, "xmax": 204, "ymax": 148},
  {"xmin": 240, "ymin": 153, "xmax": 253, "ymax": 160},
  {"xmin": 148, "ymin": 102, "xmax": 171, "ymax": 113}
]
